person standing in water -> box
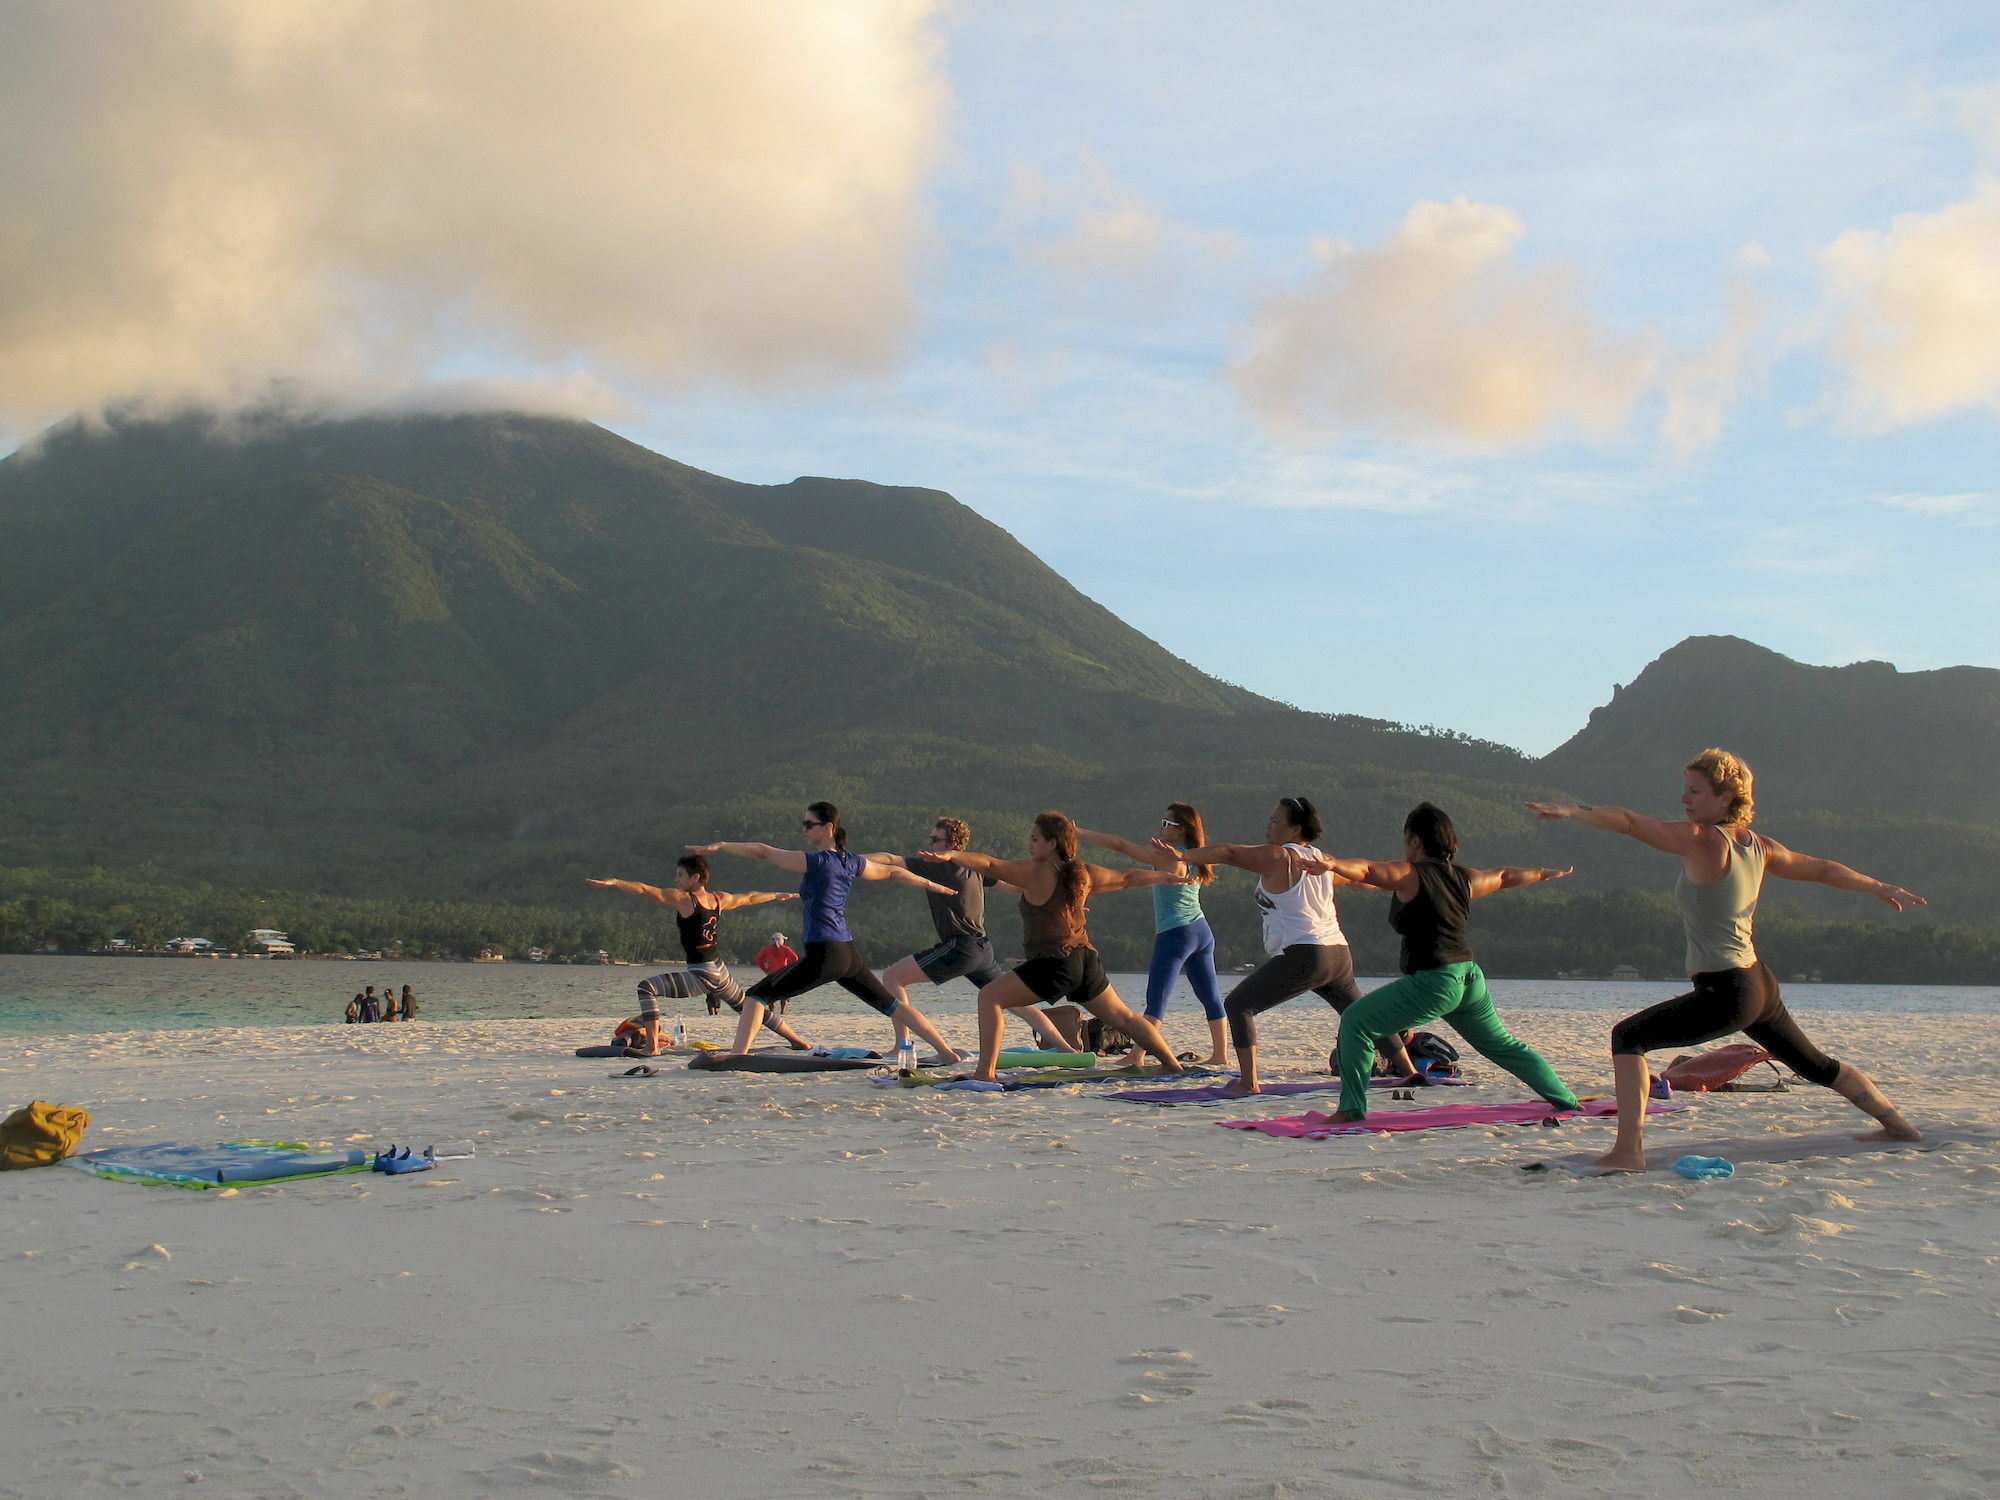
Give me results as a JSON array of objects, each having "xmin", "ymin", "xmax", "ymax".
[
  {"xmin": 1079, "ymin": 803, "xmax": 1227, "ymax": 1066},
  {"xmin": 924, "ymin": 810, "xmax": 1192, "ymax": 1082},
  {"xmin": 866, "ymin": 817, "xmax": 1076, "ymax": 1062},
  {"xmin": 588, "ymin": 853, "xmax": 809, "ymax": 1055},
  {"xmin": 690, "ymin": 802, "xmax": 966, "ymax": 1057},
  {"xmin": 1528, "ymin": 749, "xmax": 1923, "ymax": 1169},
  {"xmin": 1290, "ymin": 802, "xmax": 1580, "ymax": 1124},
  {"xmin": 399, "ymin": 984, "xmax": 417, "ymax": 1021},
  {"xmin": 1172, "ymin": 796, "xmax": 1412, "ymax": 1096}
]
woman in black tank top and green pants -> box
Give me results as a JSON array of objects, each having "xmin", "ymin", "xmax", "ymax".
[{"xmin": 1295, "ymin": 804, "xmax": 1580, "ymax": 1123}]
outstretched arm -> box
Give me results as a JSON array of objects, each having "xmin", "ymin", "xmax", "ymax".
[
  {"xmin": 586, "ymin": 878, "xmax": 675, "ymax": 906},
  {"xmin": 714, "ymin": 891, "xmax": 800, "ymax": 911},
  {"xmin": 861, "ymin": 861, "xmax": 957, "ymax": 896},
  {"xmin": 921, "ymin": 848, "xmax": 1043, "ymax": 886},
  {"xmin": 862, "ymin": 852, "xmax": 909, "ymax": 870},
  {"xmin": 1524, "ymin": 802, "xmax": 1703, "ymax": 856},
  {"xmin": 1761, "ymin": 839, "xmax": 1925, "ymax": 910},
  {"xmin": 1084, "ymin": 862, "xmax": 1192, "ymax": 893},
  {"xmin": 686, "ymin": 842, "xmax": 809, "ymax": 875},
  {"xmin": 1466, "ymin": 865, "xmax": 1575, "ymax": 899},
  {"xmin": 1285, "ymin": 849, "xmax": 1410, "ymax": 892},
  {"xmin": 1171, "ymin": 841, "xmax": 1279, "ymax": 876},
  {"xmin": 1078, "ymin": 827, "xmax": 1179, "ymax": 870}
]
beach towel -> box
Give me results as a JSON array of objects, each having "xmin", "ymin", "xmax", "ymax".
[
  {"xmin": 66, "ymin": 1141, "xmax": 370, "ymax": 1188},
  {"xmin": 1219, "ymin": 1098, "xmax": 1686, "ymax": 1139},
  {"xmin": 1521, "ymin": 1129, "xmax": 1987, "ymax": 1175},
  {"xmin": 1111, "ymin": 1071, "xmax": 1475, "ymax": 1106}
]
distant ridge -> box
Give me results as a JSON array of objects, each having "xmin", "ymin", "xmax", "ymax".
[
  {"xmin": 0, "ymin": 412, "xmax": 1992, "ymax": 948},
  {"xmin": 1541, "ymin": 635, "xmax": 2000, "ymax": 824}
]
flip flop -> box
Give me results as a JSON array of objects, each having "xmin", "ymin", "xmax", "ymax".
[{"xmin": 622, "ymin": 1064, "xmax": 659, "ymax": 1077}]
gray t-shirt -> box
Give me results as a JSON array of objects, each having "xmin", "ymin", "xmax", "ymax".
[{"xmin": 911, "ymin": 855, "xmax": 994, "ymax": 943}]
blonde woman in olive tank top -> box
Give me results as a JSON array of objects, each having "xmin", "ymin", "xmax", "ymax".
[{"xmin": 1529, "ymin": 748, "xmax": 1924, "ymax": 1171}]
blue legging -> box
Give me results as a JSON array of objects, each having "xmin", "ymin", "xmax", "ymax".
[{"xmin": 1146, "ymin": 918, "xmax": 1224, "ymax": 1022}]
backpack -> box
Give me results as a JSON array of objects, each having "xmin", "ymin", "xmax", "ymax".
[
  {"xmin": 0, "ymin": 1101, "xmax": 91, "ymax": 1170},
  {"xmin": 1660, "ymin": 1044, "xmax": 1782, "ymax": 1092}
]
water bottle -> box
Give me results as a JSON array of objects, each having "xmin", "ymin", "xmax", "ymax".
[
  {"xmin": 895, "ymin": 1037, "xmax": 917, "ymax": 1073},
  {"xmin": 671, "ymin": 1020, "xmax": 687, "ymax": 1050}
]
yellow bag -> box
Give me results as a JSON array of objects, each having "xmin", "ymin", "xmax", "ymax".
[{"xmin": 0, "ymin": 1100, "xmax": 90, "ymax": 1169}]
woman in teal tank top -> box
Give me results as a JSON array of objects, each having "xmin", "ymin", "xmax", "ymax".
[
  {"xmin": 1530, "ymin": 747, "xmax": 1925, "ymax": 1171},
  {"xmin": 1080, "ymin": 802, "xmax": 1226, "ymax": 1065}
]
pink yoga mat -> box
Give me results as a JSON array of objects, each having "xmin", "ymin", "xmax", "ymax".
[
  {"xmin": 1219, "ymin": 1098, "xmax": 1685, "ymax": 1138},
  {"xmin": 1110, "ymin": 1073, "xmax": 1472, "ymax": 1105}
]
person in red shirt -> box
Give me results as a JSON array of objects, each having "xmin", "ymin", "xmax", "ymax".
[{"xmin": 754, "ymin": 933, "xmax": 799, "ymax": 975}]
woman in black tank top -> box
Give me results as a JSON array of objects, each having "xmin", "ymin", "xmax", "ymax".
[{"xmin": 1291, "ymin": 803, "xmax": 1578, "ymax": 1123}]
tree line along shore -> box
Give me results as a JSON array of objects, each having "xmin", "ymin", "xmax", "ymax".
[{"xmin": 3, "ymin": 865, "xmax": 1995, "ymax": 985}]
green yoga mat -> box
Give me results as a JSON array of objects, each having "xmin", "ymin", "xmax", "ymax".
[{"xmin": 994, "ymin": 1050, "xmax": 1097, "ymax": 1070}]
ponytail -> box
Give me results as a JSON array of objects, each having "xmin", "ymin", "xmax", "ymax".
[
  {"xmin": 1034, "ymin": 810, "xmax": 1087, "ymax": 909},
  {"xmin": 1403, "ymin": 802, "xmax": 1459, "ymax": 862}
]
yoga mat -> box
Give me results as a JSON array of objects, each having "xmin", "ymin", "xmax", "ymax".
[
  {"xmin": 994, "ymin": 1050, "xmax": 1097, "ymax": 1070},
  {"xmin": 686, "ymin": 1052, "xmax": 878, "ymax": 1073},
  {"xmin": 1111, "ymin": 1073, "xmax": 1474, "ymax": 1106},
  {"xmin": 893, "ymin": 1064, "xmax": 1222, "ymax": 1091},
  {"xmin": 1521, "ymin": 1130, "xmax": 1990, "ymax": 1175},
  {"xmin": 1219, "ymin": 1098, "xmax": 1686, "ymax": 1139},
  {"xmin": 66, "ymin": 1142, "xmax": 370, "ymax": 1188}
]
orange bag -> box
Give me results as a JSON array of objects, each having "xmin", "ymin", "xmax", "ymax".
[
  {"xmin": 0, "ymin": 1100, "xmax": 90, "ymax": 1169},
  {"xmin": 1660, "ymin": 1044, "xmax": 1777, "ymax": 1092}
]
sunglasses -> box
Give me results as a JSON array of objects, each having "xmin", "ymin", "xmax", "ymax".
[{"xmin": 801, "ymin": 819, "xmax": 824, "ymax": 829}]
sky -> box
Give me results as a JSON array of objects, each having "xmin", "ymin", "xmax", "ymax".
[{"xmin": 4, "ymin": 1, "xmax": 1998, "ymax": 753}]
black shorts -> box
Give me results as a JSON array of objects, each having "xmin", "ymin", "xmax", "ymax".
[
  {"xmin": 914, "ymin": 937, "xmax": 1007, "ymax": 989},
  {"xmin": 1014, "ymin": 948, "xmax": 1110, "ymax": 1006}
]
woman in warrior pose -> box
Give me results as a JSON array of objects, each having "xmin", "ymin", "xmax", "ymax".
[
  {"xmin": 867, "ymin": 816, "xmax": 1077, "ymax": 1060},
  {"xmin": 690, "ymin": 802, "xmax": 965, "ymax": 1057},
  {"xmin": 1078, "ymin": 803, "xmax": 1227, "ymax": 1066},
  {"xmin": 1529, "ymin": 749, "xmax": 1923, "ymax": 1169},
  {"xmin": 1290, "ymin": 802, "xmax": 1580, "ymax": 1124},
  {"xmin": 926, "ymin": 811, "xmax": 1192, "ymax": 1082},
  {"xmin": 587, "ymin": 853, "xmax": 808, "ymax": 1055},
  {"xmin": 1171, "ymin": 796, "xmax": 1412, "ymax": 1097}
]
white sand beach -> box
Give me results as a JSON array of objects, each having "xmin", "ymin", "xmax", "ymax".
[{"xmin": 3, "ymin": 1009, "xmax": 1997, "ymax": 1499}]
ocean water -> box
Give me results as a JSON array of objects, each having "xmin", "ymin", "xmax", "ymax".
[{"xmin": 0, "ymin": 954, "xmax": 1993, "ymax": 1039}]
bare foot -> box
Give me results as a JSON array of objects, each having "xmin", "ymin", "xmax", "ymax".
[
  {"xmin": 1326, "ymin": 1109, "xmax": 1365, "ymax": 1125},
  {"xmin": 1854, "ymin": 1121, "xmax": 1922, "ymax": 1142},
  {"xmin": 1220, "ymin": 1079, "xmax": 1261, "ymax": 1098},
  {"xmin": 1589, "ymin": 1150, "xmax": 1648, "ymax": 1172},
  {"xmin": 1198, "ymin": 1054, "xmax": 1228, "ymax": 1068}
]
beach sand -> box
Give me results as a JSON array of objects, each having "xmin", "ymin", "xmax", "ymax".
[{"xmin": 3, "ymin": 1009, "xmax": 1996, "ymax": 1498}]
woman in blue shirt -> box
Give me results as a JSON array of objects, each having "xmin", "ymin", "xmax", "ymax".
[{"xmin": 691, "ymin": 801, "xmax": 961, "ymax": 1057}]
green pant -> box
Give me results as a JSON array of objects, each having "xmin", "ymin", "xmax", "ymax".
[{"xmin": 1335, "ymin": 961, "xmax": 1578, "ymax": 1118}]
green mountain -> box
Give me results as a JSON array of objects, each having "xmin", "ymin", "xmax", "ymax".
[{"xmin": 0, "ymin": 411, "xmax": 1991, "ymax": 970}]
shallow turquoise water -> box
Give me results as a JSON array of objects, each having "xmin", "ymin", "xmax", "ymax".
[{"xmin": 0, "ymin": 954, "xmax": 1992, "ymax": 1038}]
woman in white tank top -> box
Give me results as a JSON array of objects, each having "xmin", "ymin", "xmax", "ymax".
[{"xmin": 1175, "ymin": 796, "xmax": 1413, "ymax": 1096}]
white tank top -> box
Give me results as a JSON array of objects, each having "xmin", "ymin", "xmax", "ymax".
[{"xmin": 1255, "ymin": 845, "xmax": 1347, "ymax": 954}]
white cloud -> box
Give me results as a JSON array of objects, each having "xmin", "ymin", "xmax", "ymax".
[
  {"xmin": 1658, "ymin": 252, "xmax": 1767, "ymax": 460},
  {"xmin": 1821, "ymin": 178, "xmax": 2000, "ymax": 427},
  {"xmin": 1004, "ymin": 157, "xmax": 1243, "ymax": 295},
  {"xmin": 1230, "ymin": 198, "xmax": 1655, "ymax": 449},
  {"xmin": 0, "ymin": 0, "xmax": 945, "ymax": 434},
  {"xmin": 1880, "ymin": 491, "xmax": 2000, "ymax": 526}
]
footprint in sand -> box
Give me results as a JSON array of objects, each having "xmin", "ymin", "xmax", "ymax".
[
  {"xmin": 1218, "ymin": 1398, "xmax": 1316, "ymax": 1428},
  {"xmin": 1213, "ymin": 1304, "xmax": 1297, "ymax": 1328},
  {"xmin": 1156, "ymin": 1293, "xmax": 1213, "ymax": 1311},
  {"xmin": 1118, "ymin": 1348, "xmax": 1207, "ymax": 1406}
]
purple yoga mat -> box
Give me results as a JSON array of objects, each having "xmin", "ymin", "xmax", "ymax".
[
  {"xmin": 1219, "ymin": 1098, "xmax": 1686, "ymax": 1138},
  {"xmin": 1109, "ymin": 1073, "xmax": 1473, "ymax": 1105}
]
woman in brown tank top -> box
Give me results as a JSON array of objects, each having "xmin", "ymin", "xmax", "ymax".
[{"xmin": 924, "ymin": 811, "xmax": 1193, "ymax": 1082}]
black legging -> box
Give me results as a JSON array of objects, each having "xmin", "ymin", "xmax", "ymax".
[
  {"xmin": 746, "ymin": 940, "xmax": 899, "ymax": 1017},
  {"xmin": 1610, "ymin": 962, "xmax": 1841, "ymax": 1087},
  {"xmin": 1224, "ymin": 943, "xmax": 1363, "ymax": 1048}
]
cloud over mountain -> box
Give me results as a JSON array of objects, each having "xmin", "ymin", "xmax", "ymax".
[{"xmin": 0, "ymin": 0, "xmax": 945, "ymax": 434}]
